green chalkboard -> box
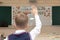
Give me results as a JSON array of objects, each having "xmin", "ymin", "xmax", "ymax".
[
  {"xmin": 0, "ymin": 6, "xmax": 11, "ymax": 27},
  {"xmin": 52, "ymin": 6, "xmax": 60, "ymax": 25}
]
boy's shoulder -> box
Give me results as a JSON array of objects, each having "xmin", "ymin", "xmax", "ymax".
[
  {"xmin": 8, "ymin": 32, "xmax": 31, "ymax": 40},
  {"xmin": 8, "ymin": 32, "xmax": 30, "ymax": 38}
]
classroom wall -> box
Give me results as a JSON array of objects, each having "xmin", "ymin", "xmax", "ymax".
[
  {"xmin": 0, "ymin": 0, "xmax": 60, "ymax": 25},
  {"xmin": 0, "ymin": 0, "xmax": 60, "ymax": 6},
  {"xmin": 0, "ymin": 0, "xmax": 60, "ymax": 36}
]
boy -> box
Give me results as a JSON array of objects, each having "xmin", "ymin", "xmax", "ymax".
[{"xmin": 4, "ymin": 5, "xmax": 42, "ymax": 40}]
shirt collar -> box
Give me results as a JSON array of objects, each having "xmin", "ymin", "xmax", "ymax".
[{"xmin": 14, "ymin": 30, "xmax": 26, "ymax": 34}]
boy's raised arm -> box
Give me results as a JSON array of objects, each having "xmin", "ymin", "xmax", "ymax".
[{"xmin": 30, "ymin": 5, "xmax": 42, "ymax": 40}]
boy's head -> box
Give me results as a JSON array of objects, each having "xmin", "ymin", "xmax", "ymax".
[{"xmin": 15, "ymin": 12, "xmax": 28, "ymax": 29}]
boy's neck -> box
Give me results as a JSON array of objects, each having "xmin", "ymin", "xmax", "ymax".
[{"xmin": 15, "ymin": 26, "xmax": 26, "ymax": 30}]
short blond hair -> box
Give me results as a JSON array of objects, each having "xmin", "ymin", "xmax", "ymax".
[{"xmin": 15, "ymin": 12, "xmax": 28, "ymax": 28}]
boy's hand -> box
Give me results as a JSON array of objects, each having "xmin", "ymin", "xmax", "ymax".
[
  {"xmin": 31, "ymin": 5, "xmax": 38, "ymax": 15},
  {"xmin": 24, "ymin": 10, "xmax": 30, "ymax": 15}
]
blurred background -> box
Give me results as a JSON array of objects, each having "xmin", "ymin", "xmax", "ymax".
[{"xmin": 0, "ymin": 0, "xmax": 60, "ymax": 40}]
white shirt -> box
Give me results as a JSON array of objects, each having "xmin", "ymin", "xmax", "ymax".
[{"xmin": 4, "ymin": 14, "xmax": 42, "ymax": 40}]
